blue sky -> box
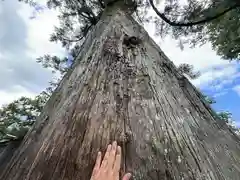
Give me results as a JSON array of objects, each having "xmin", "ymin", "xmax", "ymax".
[
  {"xmin": 194, "ymin": 63, "xmax": 240, "ymax": 126},
  {"xmin": 203, "ymin": 67, "xmax": 240, "ymax": 125},
  {"xmin": 212, "ymin": 90, "xmax": 240, "ymax": 123},
  {"xmin": 0, "ymin": 0, "xmax": 239, "ymax": 126}
]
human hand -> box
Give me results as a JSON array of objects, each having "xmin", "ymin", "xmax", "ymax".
[{"xmin": 90, "ymin": 141, "xmax": 131, "ymax": 180}]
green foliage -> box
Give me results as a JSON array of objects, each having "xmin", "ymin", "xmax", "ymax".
[
  {"xmin": 148, "ymin": 0, "xmax": 240, "ymax": 61},
  {"xmin": 20, "ymin": 0, "xmax": 240, "ymax": 63},
  {"xmin": 36, "ymin": 44, "xmax": 81, "ymax": 75},
  {"xmin": 37, "ymin": 55, "xmax": 69, "ymax": 74},
  {"xmin": 37, "ymin": 0, "xmax": 240, "ymax": 74},
  {"xmin": 208, "ymin": 8, "xmax": 240, "ymax": 60},
  {"xmin": 0, "ymin": 92, "xmax": 49, "ymax": 144},
  {"xmin": 47, "ymin": 0, "xmax": 103, "ymax": 48},
  {"xmin": 202, "ymin": 95, "xmax": 216, "ymax": 104},
  {"xmin": 177, "ymin": 63, "xmax": 200, "ymax": 79},
  {"xmin": 217, "ymin": 111, "xmax": 240, "ymax": 132},
  {"xmin": 202, "ymin": 94, "xmax": 239, "ymax": 133},
  {"xmin": 18, "ymin": 0, "xmax": 40, "ymax": 7},
  {"xmin": 217, "ymin": 111, "xmax": 232, "ymax": 123}
]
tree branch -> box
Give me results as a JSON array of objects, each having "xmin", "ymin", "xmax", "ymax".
[
  {"xmin": 61, "ymin": 25, "xmax": 93, "ymax": 43},
  {"xmin": 98, "ymin": 0, "xmax": 105, "ymax": 8},
  {"xmin": 61, "ymin": 36, "xmax": 84, "ymax": 43},
  {"xmin": 149, "ymin": 0, "xmax": 240, "ymax": 27}
]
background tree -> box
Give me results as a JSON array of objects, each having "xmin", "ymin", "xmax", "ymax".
[
  {"xmin": 150, "ymin": 0, "xmax": 240, "ymax": 60},
  {"xmin": 0, "ymin": 92, "xmax": 49, "ymax": 144},
  {"xmin": 0, "ymin": 91, "xmax": 49, "ymax": 171},
  {"xmin": 202, "ymin": 94, "xmax": 240, "ymax": 134}
]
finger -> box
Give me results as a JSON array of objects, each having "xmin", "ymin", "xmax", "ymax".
[
  {"xmin": 92, "ymin": 151, "xmax": 102, "ymax": 177},
  {"xmin": 107, "ymin": 141, "xmax": 118, "ymax": 168},
  {"xmin": 122, "ymin": 173, "xmax": 131, "ymax": 180},
  {"xmin": 113, "ymin": 146, "xmax": 121, "ymax": 173},
  {"xmin": 100, "ymin": 144, "xmax": 112, "ymax": 169}
]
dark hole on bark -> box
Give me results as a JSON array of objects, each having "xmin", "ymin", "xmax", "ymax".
[{"xmin": 123, "ymin": 35, "xmax": 141, "ymax": 47}]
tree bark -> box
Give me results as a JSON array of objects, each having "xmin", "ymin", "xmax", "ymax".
[
  {"xmin": 0, "ymin": 140, "xmax": 22, "ymax": 171},
  {"xmin": 1, "ymin": 3, "xmax": 240, "ymax": 180}
]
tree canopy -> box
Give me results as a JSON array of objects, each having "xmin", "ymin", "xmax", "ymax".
[
  {"xmin": 30, "ymin": 0, "xmax": 240, "ymax": 59},
  {"xmin": 202, "ymin": 94, "xmax": 240, "ymax": 134},
  {"xmin": 0, "ymin": 92, "xmax": 49, "ymax": 144},
  {"xmin": 150, "ymin": 0, "xmax": 240, "ymax": 60},
  {"xmin": 18, "ymin": 0, "xmax": 240, "ymax": 62}
]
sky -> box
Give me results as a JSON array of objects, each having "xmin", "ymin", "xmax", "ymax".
[{"xmin": 0, "ymin": 0, "xmax": 240, "ymax": 126}]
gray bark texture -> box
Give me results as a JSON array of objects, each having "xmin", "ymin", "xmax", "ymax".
[
  {"xmin": 0, "ymin": 140, "xmax": 22, "ymax": 171},
  {"xmin": 1, "ymin": 3, "xmax": 240, "ymax": 180}
]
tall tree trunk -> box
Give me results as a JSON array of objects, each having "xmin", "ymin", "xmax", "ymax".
[{"xmin": 1, "ymin": 3, "xmax": 240, "ymax": 180}]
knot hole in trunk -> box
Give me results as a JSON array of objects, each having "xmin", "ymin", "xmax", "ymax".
[{"xmin": 123, "ymin": 35, "xmax": 141, "ymax": 48}]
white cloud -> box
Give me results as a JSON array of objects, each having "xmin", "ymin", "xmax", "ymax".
[
  {"xmin": 213, "ymin": 91, "xmax": 228, "ymax": 98},
  {"xmin": 144, "ymin": 9, "xmax": 239, "ymax": 95},
  {"xmin": 233, "ymin": 85, "xmax": 240, "ymax": 96},
  {"xmin": 18, "ymin": 3, "xmax": 65, "ymax": 59},
  {"xmin": 0, "ymin": 1, "xmax": 63, "ymax": 106},
  {"xmin": 144, "ymin": 9, "xmax": 230, "ymax": 72},
  {"xmin": 234, "ymin": 121, "xmax": 240, "ymax": 128},
  {"xmin": 147, "ymin": 30, "xmax": 239, "ymax": 93},
  {"xmin": 191, "ymin": 64, "xmax": 238, "ymax": 88},
  {"xmin": 160, "ymin": 38, "xmax": 230, "ymax": 71},
  {"xmin": 0, "ymin": 85, "xmax": 36, "ymax": 106}
]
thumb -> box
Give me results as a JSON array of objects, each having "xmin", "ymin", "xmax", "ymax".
[{"xmin": 122, "ymin": 173, "xmax": 131, "ymax": 180}]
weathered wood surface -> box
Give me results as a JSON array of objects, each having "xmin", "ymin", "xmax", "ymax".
[
  {"xmin": 1, "ymin": 3, "xmax": 240, "ymax": 180},
  {"xmin": 0, "ymin": 140, "xmax": 22, "ymax": 171}
]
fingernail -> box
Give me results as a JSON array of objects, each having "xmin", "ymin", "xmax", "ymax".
[
  {"xmin": 124, "ymin": 173, "xmax": 131, "ymax": 180},
  {"xmin": 114, "ymin": 141, "xmax": 118, "ymax": 148}
]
